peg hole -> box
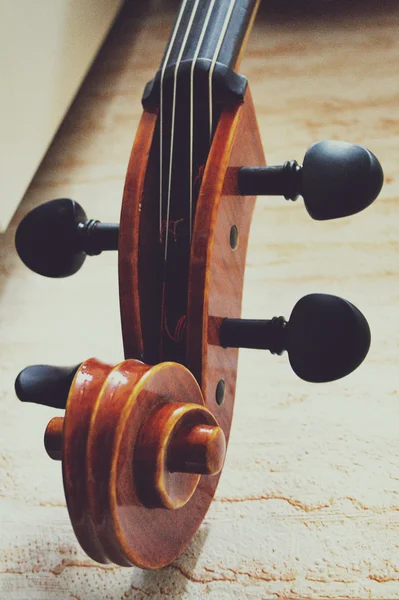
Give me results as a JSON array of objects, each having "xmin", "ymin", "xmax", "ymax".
[
  {"xmin": 215, "ymin": 379, "xmax": 226, "ymax": 406},
  {"xmin": 229, "ymin": 225, "xmax": 239, "ymax": 250}
]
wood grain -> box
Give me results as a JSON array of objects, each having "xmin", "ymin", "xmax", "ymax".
[{"xmin": 1, "ymin": 0, "xmax": 399, "ymax": 598}]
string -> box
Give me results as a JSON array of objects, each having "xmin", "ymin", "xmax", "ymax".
[
  {"xmin": 189, "ymin": 0, "xmax": 217, "ymax": 240},
  {"xmin": 159, "ymin": 0, "xmax": 189, "ymax": 242},
  {"xmin": 208, "ymin": 0, "xmax": 237, "ymax": 141},
  {"xmin": 159, "ymin": 0, "xmax": 200, "ymax": 354},
  {"xmin": 164, "ymin": 0, "xmax": 201, "ymax": 263},
  {"xmin": 160, "ymin": 0, "xmax": 237, "ymax": 351}
]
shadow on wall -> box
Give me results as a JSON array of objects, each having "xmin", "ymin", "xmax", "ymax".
[{"xmin": 0, "ymin": 0, "xmax": 151, "ymax": 300}]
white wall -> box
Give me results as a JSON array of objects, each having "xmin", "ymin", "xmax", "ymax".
[{"xmin": 0, "ymin": 0, "xmax": 124, "ymax": 231}]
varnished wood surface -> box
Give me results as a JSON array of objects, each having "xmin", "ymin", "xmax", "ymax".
[
  {"xmin": 1, "ymin": 0, "xmax": 399, "ymax": 598},
  {"xmin": 81, "ymin": 360, "xmax": 222, "ymax": 569}
]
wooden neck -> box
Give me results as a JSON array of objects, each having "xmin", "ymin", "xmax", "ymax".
[{"xmin": 161, "ymin": 0, "xmax": 260, "ymax": 72}]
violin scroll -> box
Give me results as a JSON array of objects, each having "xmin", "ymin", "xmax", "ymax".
[{"xmin": 16, "ymin": 358, "xmax": 226, "ymax": 568}]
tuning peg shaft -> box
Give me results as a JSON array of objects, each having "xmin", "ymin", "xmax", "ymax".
[
  {"xmin": 15, "ymin": 198, "xmax": 119, "ymax": 277},
  {"xmin": 238, "ymin": 140, "xmax": 383, "ymax": 220},
  {"xmin": 15, "ymin": 364, "xmax": 81, "ymax": 409},
  {"xmin": 43, "ymin": 415, "xmax": 226, "ymax": 473},
  {"xmin": 220, "ymin": 293, "xmax": 371, "ymax": 383},
  {"xmin": 44, "ymin": 417, "xmax": 64, "ymax": 460}
]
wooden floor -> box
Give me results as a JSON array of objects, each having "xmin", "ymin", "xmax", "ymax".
[{"xmin": 1, "ymin": 1, "xmax": 399, "ymax": 598}]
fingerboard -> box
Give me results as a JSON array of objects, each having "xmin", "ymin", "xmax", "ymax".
[{"xmin": 161, "ymin": 0, "xmax": 259, "ymax": 72}]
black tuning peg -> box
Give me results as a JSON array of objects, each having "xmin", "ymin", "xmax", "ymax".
[
  {"xmin": 238, "ymin": 140, "xmax": 383, "ymax": 220},
  {"xmin": 15, "ymin": 198, "xmax": 119, "ymax": 277},
  {"xmin": 15, "ymin": 363, "xmax": 81, "ymax": 409},
  {"xmin": 219, "ymin": 293, "xmax": 371, "ymax": 383}
]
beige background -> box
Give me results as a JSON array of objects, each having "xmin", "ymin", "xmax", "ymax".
[
  {"xmin": 1, "ymin": 1, "xmax": 398, "ymax": 598},
  {"xmin": 0, "ymin": 0, "xmax": 123, "ymax": 231}
]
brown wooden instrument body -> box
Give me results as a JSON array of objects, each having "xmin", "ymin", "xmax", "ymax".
[
  {"xmin": 47, "ymin": 358, "xmax": 226, "ymax": 569},
  {"xmin": 39, "ymin": 10, "xmax": 266, "ymax": 566},
  {"xmin": 112, "ymin": 87, "xmax": 265, "ymax": 566},
  {"xmin": 119, "ymin": 85, "xmax": 265, "ymax": 431}
]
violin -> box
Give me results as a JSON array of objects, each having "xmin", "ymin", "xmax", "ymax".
[{"xmin": 14, "ymin": 0, "xmax": 383, "ymax": 570}]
